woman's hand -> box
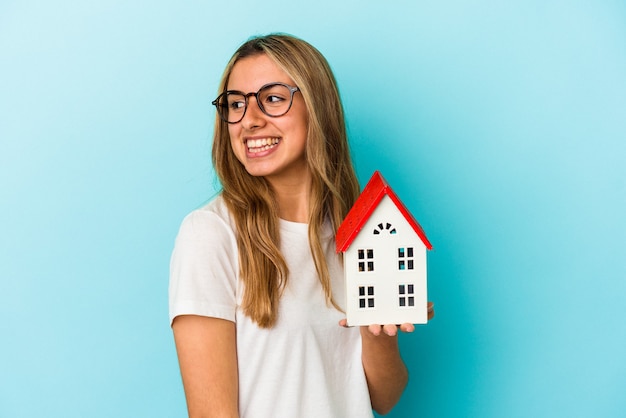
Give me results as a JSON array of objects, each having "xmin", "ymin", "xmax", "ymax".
[{"xmin": 338, "ymin": 301, "xmax": 435, "ymax": 335}]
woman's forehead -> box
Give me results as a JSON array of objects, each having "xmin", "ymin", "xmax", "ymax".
[{"xmin": 227, "ymin": 54, "xmax": 295, "ymax": 91}]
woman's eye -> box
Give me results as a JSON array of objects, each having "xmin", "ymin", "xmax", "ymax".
[
  {"xmin": 229, "ymin": 100, "xmax": 245, "ymax": 110},
  {"xmin": 266, "ymin": 95, "xmax": 284, "ymax": 103}
]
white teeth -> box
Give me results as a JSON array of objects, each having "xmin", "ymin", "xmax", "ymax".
[{"xmin": 246, "ymin": 138, "xmax": 279, "ymax": 153}]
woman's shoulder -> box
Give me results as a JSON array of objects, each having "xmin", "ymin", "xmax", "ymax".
[
  {"xmin": 192, "ymin": 194, "xmax": 230, "ymax": 219},
  {"xmin": 177, "ymin": 195, "xmax": 235, "ymax": 239}
]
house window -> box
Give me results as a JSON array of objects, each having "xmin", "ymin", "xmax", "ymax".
[
  {"xmin": 398, "ymin": 247, "xmax": 414, "ymax": 270},
  {"xmin": 358, "ymin": 248, "xmax": 375, "ymax": 272},
  {"xmin": 373, "ymin": 222, "xmax": 397, "ymax": 235},
  {"xmin": 398, "ymin": 284, "xmax": 415, "ymax": 307},
  {"xmin": 358, "ymin": 286, "xmax": 375, "ymax": 309}
]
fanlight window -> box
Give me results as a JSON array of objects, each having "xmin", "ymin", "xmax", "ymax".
[{"xmin": 373, "ymin": 222, "xmax": 396, "ymax": 235}]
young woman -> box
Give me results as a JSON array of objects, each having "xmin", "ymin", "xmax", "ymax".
[{"xmin": 169, "ymin": 33, "xmax": 433, "ymax": 418}]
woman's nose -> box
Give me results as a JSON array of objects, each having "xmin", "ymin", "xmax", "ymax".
[{"xmin": 241, "ymin": 97, "xmax": 266, "ymax": 129}]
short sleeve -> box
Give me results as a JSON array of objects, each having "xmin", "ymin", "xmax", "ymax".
[{"xmin": 168, "ymin": 209, "xmax": 239, "ymax": 325}]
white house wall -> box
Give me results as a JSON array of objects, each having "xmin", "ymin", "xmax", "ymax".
[{"xmin": 344, "ymin": 196, "xmax": 428, "ymax": 326}]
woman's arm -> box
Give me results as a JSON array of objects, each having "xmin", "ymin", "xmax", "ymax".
[
  {"xmin": 359, "ymin": 324, "xmax": 409, "ymax": 415},
  {"xmin": 172, "ymin": 315, "xmax": 239, "ymax": 418},
  {"xmin": 342, "ymin": 302, "xmax": 435, "ymax": 415}
]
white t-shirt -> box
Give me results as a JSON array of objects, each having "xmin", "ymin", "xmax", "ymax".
[{"xmin": 169, "ymin": 196, "xmax": 374, "ymax": 418}]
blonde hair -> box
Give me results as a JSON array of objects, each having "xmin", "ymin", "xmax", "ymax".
[{"xmin": 212, "ymin": 34, "xmax": 360, "ymax": 328}]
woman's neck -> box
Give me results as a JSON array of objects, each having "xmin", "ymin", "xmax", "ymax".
[{"xmin": 267, "ymin": 171, "xmax": 312, "ymax": 223}]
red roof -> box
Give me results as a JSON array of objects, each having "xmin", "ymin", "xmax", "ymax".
[{"xmin": 336, "ymin": 171, "xmax": 432, "ymax": 253}]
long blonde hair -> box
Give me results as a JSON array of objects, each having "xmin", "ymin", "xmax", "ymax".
[{"xmin": 212, "ymin": 34, "xmax": 360, "ymax": 328}]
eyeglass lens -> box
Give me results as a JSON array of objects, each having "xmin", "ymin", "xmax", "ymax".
[{"xmin": 216, "ymin": 83, "xmax": 295, "ymax": 123}]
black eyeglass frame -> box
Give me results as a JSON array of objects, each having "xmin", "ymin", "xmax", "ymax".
[{"xmin": 211, "ymin": 82, "xmax": 300, "ymax": 124}]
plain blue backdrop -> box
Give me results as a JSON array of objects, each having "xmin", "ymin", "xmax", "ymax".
[{"xmin": 1, "ymin": 1, "xmax": 625, "ymax": 417}]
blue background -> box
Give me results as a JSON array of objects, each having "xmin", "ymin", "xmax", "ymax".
[{"xmin": 1, "ymin": 1, "xmax": 625, "ymax": 417}]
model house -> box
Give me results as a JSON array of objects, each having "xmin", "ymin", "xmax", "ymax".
[{"xmin": 336, "ymin": 171, "xmax": 432, "ymax": 326}]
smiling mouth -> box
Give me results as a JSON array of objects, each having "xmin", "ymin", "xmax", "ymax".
[{"xmin": 246, "ymin": 138, "xmax": 280, "ymax": 153}]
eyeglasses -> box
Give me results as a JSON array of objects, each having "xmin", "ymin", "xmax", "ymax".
[{"xmin": 212, "ymin": 82, "xmax": 300, "ymax": 124}]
